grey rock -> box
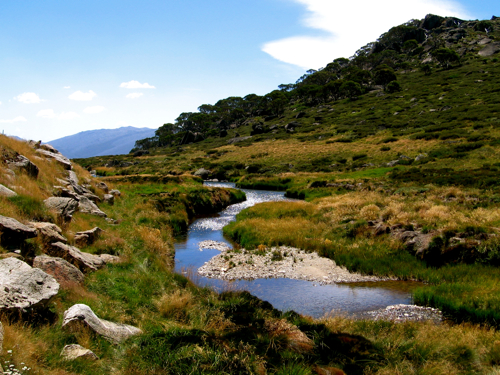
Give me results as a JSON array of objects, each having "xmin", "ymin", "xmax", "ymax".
[
  {"xmin": 103, "ymin": 194, "xmax": 114, "ymax": 205},
  {"xmin": 30, "ymin": 222, "xmax": 67, "ymax": 248},
  {"xmin": 74, "ymin": 227, "xmax": 103, "ymax": 247},
  {"xmin": 479, "ymin": 42, "xmax": 500, "ymax": 57},
  {"xmin": 0, "ymin": 258, "xmax": 59, "ymax": 312},
  {"xmin": 94, "ymin": 181, "xmax": 109, "ymax": 193},
  {"xmin": 194, "ymin": 168, "xmax": 211, "ymax": 179},
  {"xmin": 62, "ymin": 304, "xmax": 142, "ymax": 344},
  {"xmin": 387, "ymin": 160, "xmax": 400, "ymax": 167},
  {"xmin": 61, "ymin": 344, "xmax": 98, "ymax": 361},
  {"xmin": 227, "ymin": 136, "xmax": 252, "ymax": 145},
  {"xmin": 0, "ymin": 184, "xmax": 17, "ymax": 197},
  {"xmin": 78, "ymin": 196, "xmax": 107, "ymax": 217},
  {"xmin": 44, "ymin": 197, "xmax": 79, "ymax": 222},
  {"xmin": 53, "ymin": 186, "xmax": 80, "ymax": 200},
  {"xmin": 46, "ymin": 242, "xmax": 105, "ymax": 273},
  {"xmin": 33, "ymin": 255, "xmax": 85, "ymax": 287},
  {"xmin": 67, "ymin": 170, "xmax": 79, "ymax": 185},
  {"xmin": 36, "ymin": 149, "xmax": 72, "ymax": 170},
  {"xmin": 99, "ymin": 254, "xmax": 121, "ymax": 264},
  {"xmin": 109, "ymin": 189, "xmax": 121, "ymax": 197},
  {"xmin": 40, "ymin": 143, "xmax": 59, "ymax": 154},
  {"xmin": 415, "ymin": 153, "xmax": 428, "ymax": 162},
  {"xmin": 0, "ymin": 215, "xmax": 38, "ymax": 249},
  {"xmin": 6, "ymin": 155, "xmax": 39, "ymax": 179},
  {"xmin": 82, "ymin": 193, "xmax": 101, "ymax": 203}
]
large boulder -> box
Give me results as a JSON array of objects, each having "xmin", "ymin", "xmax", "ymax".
[
  {"xmin": 6, "ymin": 155, "xmax": 39, "ymax": 179},
  {"xmin": 33, "ymin": 255, "xmax": 85, "ymax": 287},
  {"xmin": 46, "ymin": 242, "xmax": 105, "ymax": 273},
  {"xmin": 74, "ymin": 227, "xmax": 103, "ymax": 248},
  {"xmin": 35, "ymin": 149, "xmax": 72, "ymax": 170},
  {"xmin": 44, "ymin": 197, "xmax": 79, "ymax": 222},
  {"xmin": 78, "ymin": 196, "xmax": 107, "ymax": 217},
  {"xmin": 61, "ymin": 344, "xmax": 98, "ymax": 361},
  {"xmin": 62, "ymin": 304, "xmax": 142, "ymax": 344},
  {"xmin": 0, "ymin": 184, "xmax": 17, "ymax": 197},
  {"xmin": 478, "ymin": 42, "xmax": 500, "ymax": 57},
  {"xmin": 0, "ymin": 258, "xmax": 59, "ymax": 312},
  {"xmin": 0, "ymin": 215, "xmax": 38, "ymax": 249}
]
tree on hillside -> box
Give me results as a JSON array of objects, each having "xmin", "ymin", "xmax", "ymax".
[
  {"xmin": 374, "ymin": 65, "xmax": 397, "ymax": 87},
  {"xmin": 432, "ymin": 48, "xmax": 460, "ymax": 69},
  {"xmin": 340, "ymin": 81, "xmax": 363, "ymax": 100}
]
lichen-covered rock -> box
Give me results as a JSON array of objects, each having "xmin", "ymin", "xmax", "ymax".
[
  {"xmin": 44, "ymin": 197, "xmax": 79, "ymax": 222},
  {"xmin": 0, "ymin": 257, "xmax": 59, "ymax": 312},
  {"xmin": 78, "ymin": 196, "xmax": 107, "ymax": 217},
  {"xmin": 0, "ymin": 215, "xmax": 38, "ymax": 249},
  {"xmin": 33, "ymin": 255, "xmax": 85, "ymax": 287},
  {"xmin": 0, "ymin": 184, "xmax": 17, "ymax": 197},
  {"xmin": 46, "ymin": 242, "xmax": 105, "ymax": 273},
  {"xmin": 61, "ymin": 344, "xmax": 98, "ymax": 361},
  {"xmin": 62, "ymin": 304, "xmax": 142, "ymax": 344}
]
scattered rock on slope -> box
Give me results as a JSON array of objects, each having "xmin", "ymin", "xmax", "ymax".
[
  {"xmin": 44, "ymin": 197, "xmax": 79, "ymax": 222},
  {"xmin": 61, "ymin": 344, "xmax": 98, "ymax": 361},
  {"xmin": 62, "ymin": 304, "xmax": 142, "ymax": 344},
  {"xmin": 6, "ymin": 154, "xmax": 39, "ymax": 179},
  {"xmin": 46, "ymin": 242, "xmax": 105, "ymax": 273},
  {"xmin": 74, "ymin": 227, "xmax": 103, "ymax": 247},
  {"xmin": 0, "ymin": 257, "xmax": 59, "ymax": 313},
  {"xmin": 33, "ymin": 255, "xmax": 85, "ymax": 287},
  {"xmin": 0, "ymin": 184, "xmax": 17, "ymax": 197},
  {"xmin": 0, "ymin": 215, "xmax": 38, "ymax": 249}
]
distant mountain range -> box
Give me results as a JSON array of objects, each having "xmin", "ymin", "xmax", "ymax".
[{"xmin": 48, "ymin": 126, "xmax": 156, "ymax": 159}]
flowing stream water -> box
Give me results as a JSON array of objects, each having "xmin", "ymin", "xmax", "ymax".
[{"xmin": 175, "ymin": 182, "xmax": 420, "ymax": 318}]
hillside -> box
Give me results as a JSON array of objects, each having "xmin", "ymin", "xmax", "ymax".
[{"xmin": 48, "ymin": 126, "xmax": 156, "ymax": 158}]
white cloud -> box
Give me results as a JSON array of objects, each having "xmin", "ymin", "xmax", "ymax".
[
  {"xmin": 126, "ymin": 93, "xmax": 144, "ymax": 99},
  {"xmin": 83, "ymin": 106, "xmax": 105, "ymax": 114},
  {"xmin": 262, "ymin": 0, "xmax": 470, "ymax": 69},
  {"xmin": 37, "ymin": 109, "xmax": 79, "ymax": 120},
  {"xmin": 68, "ymin": 90, "xmax": 97, "ymax": 101},
  {"xmin": 64, "ymin": 86, "xmax": 71, "ymax": 89},
  {"xmin": 14, "ymin": 92, "xmax": 43, "ymax": 104},
  {"xmin": 37, "ymin": 109, "xmax": 57, "ymax": 119},
  {"xmin": 0, "ymin": 116, "xmax": 27, "ymax": 124},
  {"xmin": 120, "ymin": 80, "xmax": 155, "ymax": 89}
]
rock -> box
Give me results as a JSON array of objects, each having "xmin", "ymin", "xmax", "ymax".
[
  {"xmin": 30, "ymin": 222, "xmax": 67, "ymax": 248},
  {"xmin": 0, "ymin": 257, "xmax": 59, "ymax": 312},
  {"xmin": 285, "ymin": 122, "xmax": 299, "ymax": 133},
  {"xmin": 373, "ymin": 223, "xmax": 390, "ymax": 236},
  {"xmin": 0, "ymin": 215, "xmax": 38, "ymax": 249},
  {"xmin": 295, "ymin": 111, "xmax": 306, "ymax": 119},
  {"xmin": 6, "ymin": 155, "xmax": 39, "ymax": 179},
  {"xmin": 40, "ymin": 143, "xmax": 59, "ymax": 154},
  {"xmin": 103, "ymin": 194, "xmax": 114, "ymax": 205},
  {"xmin": 99, "ymin": 254, "xmax": 121, "ymax": 264},
  {"xmin": 61, "ymin": 344, "xmax": 98, "ymax": 361},
  {"xmin": 421, "ymin": 14, "xmax": 445, "ymax": 30},
  {"xmin": 0, "ymin": 184, "xmax": 17, "ymax": 197},
  {"xmin": 407, "ymin": 233, "xmax": 435, "ymax": 258},
  {"xmin": 82, "ymin": 193, "xmax": 101, "ymax": 203},
  {"xmin": 53, "ymin": 186, "xmax": 80, "ymax": 200},
  {"xmin": 44, "ymin": 197, "xmax": 79, "ymax": 222},
  {"xmin": 94, "ymin": 181, "xmax": 109, "ymax": 193},
  {"xmin": 194, "ymin": 168, "xmax": 211, "ymax": 180},
  {"xmin": 36, "ymin": 149, "xmax": 72, "ymax": 170},
  {"xmin": 33, "ymin": 255, "xmax": 85, "ymax": 287},
  {"xmin": 478, "ymin": 42, "xmax": 500, "ymax": 57},
  {"xmin": 264, "ymin": 319, "xmax": 314, "ymax": 354},
  {"xmin": 78, "ymin": 196, "xmax": 107, "ymax": 217},
  {"xmin": 74, "ymin": 227, "xmax": 103, "ymax": 247},
  {"xmin": 415, "ymin": 153, "xmax": 428, "ymax": 162},
  {"xmin": 0, "ymin": 253, "xmax": 24, "ymax": 261},
  {"xmin": 109, "ymin": 189, "xmax": 121, "ymax": 197},
  {"xmin": 387, "ymin": 160, "xmax": 400, "ymax": 167},
  {"xmin": 46, "ymin": 242, "xmax": 105, "ymax": 273},
  {"xmin": 62, "ymin": 304, "xmax": 142, "ymax": 344}
]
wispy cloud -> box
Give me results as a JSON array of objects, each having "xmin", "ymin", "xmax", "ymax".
[
  {"xmin": 64, "ymin": 86, "xmax": 71, "ymax": 89},
  {"xmin": 37, "ymin": 109, "xmax": 79, "ymax": 120},
  {"xmin": 68, "ymin": 90, "xmax": 97, "ymax": 101},
  {"xmin": 126, "ymin": 93, "xmax": 144, "ymax": 99},
  {"xmin": 0, "ymin": 116, "xmax": 27, "ymax": 123},
  {"xmin": 14, "ymin": 92, "xmax": 43, "ymax": 104},
  {"xmin": 83, "ymin": 106, "xmax": 105, "ymax": 114},
  {"xmin": 262, "ymin": 0, "xmax": 470, "ymax": 70},
  {"xmin": 120, "ymin": 80, "xmax": 155, "ymax": 89}
]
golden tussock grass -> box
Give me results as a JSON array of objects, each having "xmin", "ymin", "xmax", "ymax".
[
  {"xmin": 136, "ymin": 225, "xmax": 173, "ymax": 267},
  {"xmin": 155, "ymin": 289, "xmax": 194, "ymax": 322}
]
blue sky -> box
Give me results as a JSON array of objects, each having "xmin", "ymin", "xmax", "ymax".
[{"xmin": 0, "ymin": 0, "xmax": 497, "ymax": 142}]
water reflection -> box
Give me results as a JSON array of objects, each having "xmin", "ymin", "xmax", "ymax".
[{"xmin": 175, "ymin": 182, "xmax": 416, "ymax": 318}]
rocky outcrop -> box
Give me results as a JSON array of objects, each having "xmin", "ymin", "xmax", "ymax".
[
  {"xmin": 61, "ymin": 344, "xmax": 98, "ymax": 361},
  {"xmin": 62, "ymin": 304, "xmax": 142, "ymax": 344},
  {"xmin": 30, "ymin": 222, "xmax": 67, "ymax": 249},
  {"xmin": 44, "ymin": 197, "xmax": 79, "ymax": 222},
  {"xmin": 194, "ymin": 168, "xmax": 211, "ymax": 179},
  {"xmin": 0, "ymin": 184, "xmax": 17, "ymax": 197},
  {"xmin": 78, "ymin": 196, "xmax": 107, "ymax": 217},
  {"xmin": 0, "ymin": 215, "xmax": 38, "ymax": 249},
  {"xmin": 94, "ymin": 181, "xmax": 109, "ymax": 193},
  {"xmin": 46, "ymin": 242, "xmax": 105, "ymax": 273},
  {"xmin": 6, "ymin": 155, "xmax": 39, "ymax": 179},
  {"xmin": 74, "ymin": 227, "xmax": 103, "ymax": 247},
  {"xmin": 33, "ymin": 255, "xmax": 85, "ymax": 287},
  {"xmin": 0, "ymin": 258, "xmax": 59, "ymax": 312},
  {"xmin": 103, "ymin": 194, "xmax": 114, "ymax": 205},
  {"xmin": 478, "ymin": 42, "xmax": 500, "ymax": 57},
  {"xmin": 35, "ymin": 149, "xmax": 72, "ymax": 170}
]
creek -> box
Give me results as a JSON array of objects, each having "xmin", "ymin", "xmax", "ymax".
[{"xmin": 174, "ymin": 182, "xmax": 419, "ymax": 318}]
